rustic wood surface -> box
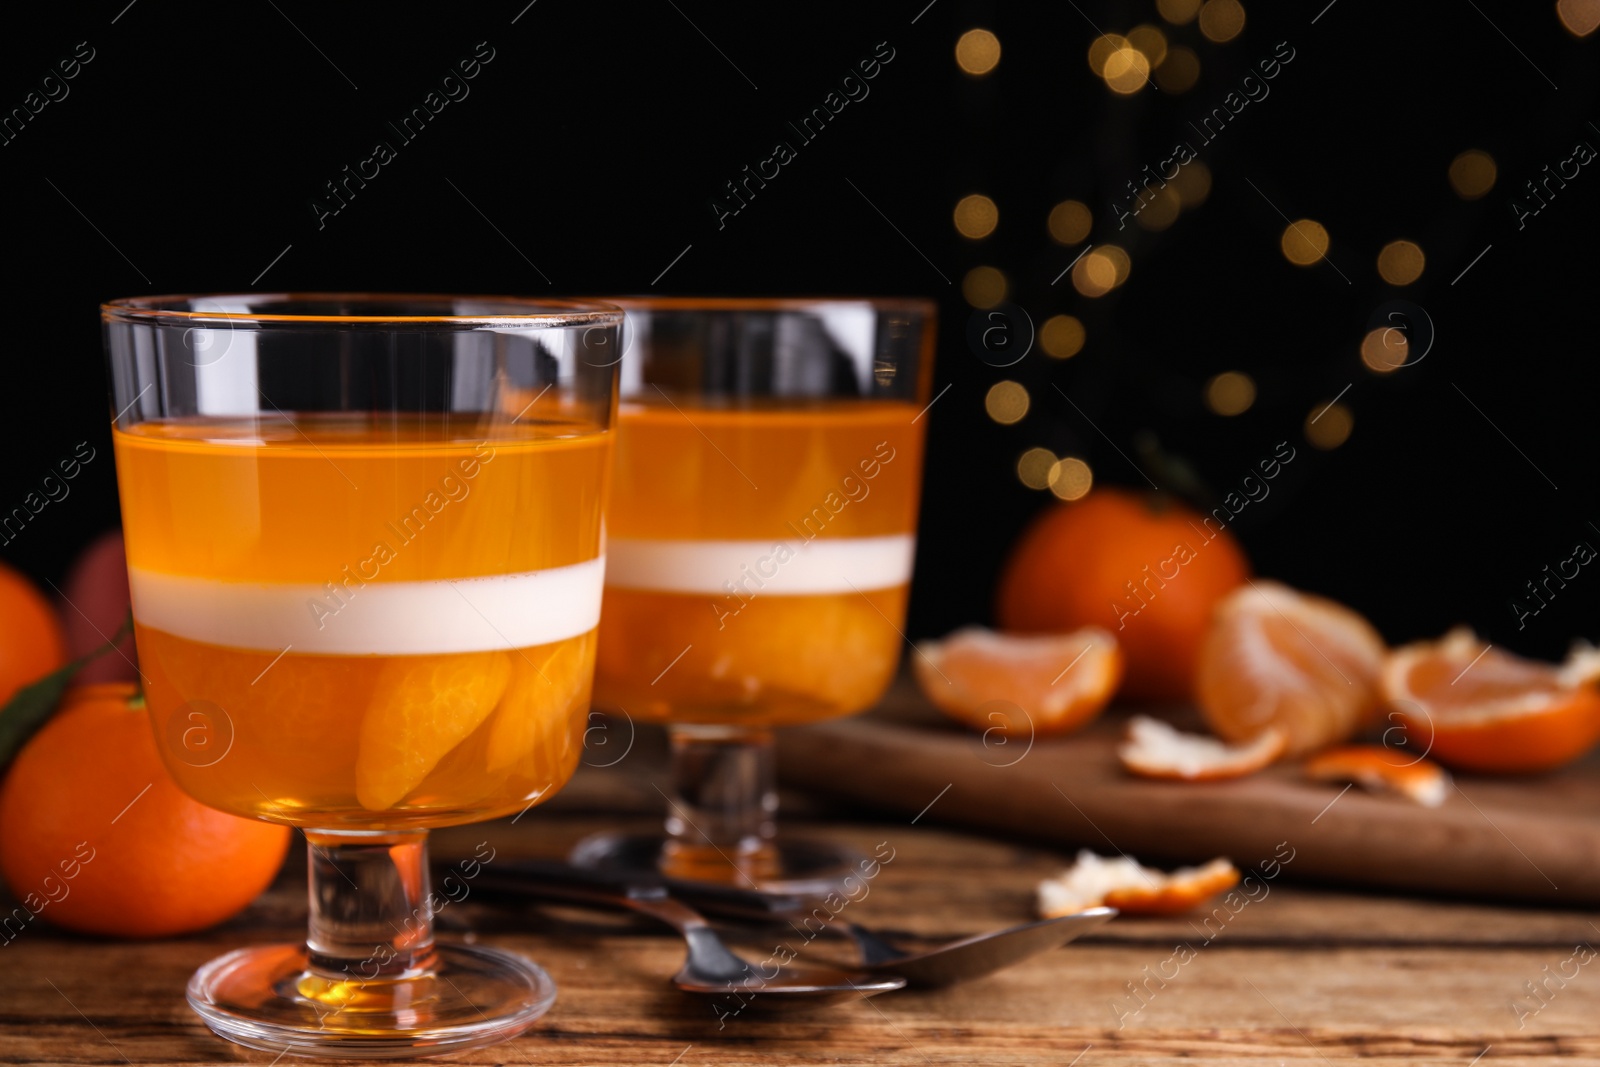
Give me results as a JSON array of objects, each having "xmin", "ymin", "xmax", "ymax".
[
  {"xmin": 776, "ymin": 681, "xmax": 1600, "ymax": 904},
  {"xmin": 4, "ymin": 806, "xmax": 1599, "ymax": 1066}
]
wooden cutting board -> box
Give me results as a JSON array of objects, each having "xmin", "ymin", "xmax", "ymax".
[{"xmin": 777, "ymin": 680, "xmax": 1600, "ymax": 905}]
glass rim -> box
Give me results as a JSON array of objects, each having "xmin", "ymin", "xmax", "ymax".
[
  {"xmin": 101, "ymin": 292, "xmax": 624, "ymax": 329},
  {"xmin": 603, "ymin": 295, "xmax": 937, "ymax": 316}
]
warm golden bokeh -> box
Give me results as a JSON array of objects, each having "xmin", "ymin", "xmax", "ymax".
[
  {"xmin": 1136, "ymin": 185, "xmax": 1182, "ymax": 231},
  {"xmin": 1557, "ymin": 0, "xmax": 1600, "ymax": 37},
  {"xmin": 985, "ymin": 380, "xmax": 1030, "ymax": 425},
  {"xmin": 1073, "ymin": 248, "xmax": 1125, "ymax": 297},
  {"xmin": 1377, "ymin": 240, "xmax": 1425, "ymax": 285},
  {"xmin": 1205, "ymin": 371, "xmax": 1257, "ymax": 416},
  {"xmin": 1156, "ymin": 46, "xmax": 1200, "ymax": 92},
  {"xmin": 1360, "ymin": 327, "xmax": 1408, "ymax": 374},
  {"xmin": 1448, "ymin": 149, "xmax": 1497, "ymax": 200},
  {"xmin": 1048, "ymin": 457, "xmax": 1094, "ymax": 501},
  {"xmin": 1098, "ymin": 245, "xmax": 1131, "ymax": 287},
  {"xmin": 963, "ymin": 265, "xmax": 1008, "ymax": 309},
  {"xmin": 1157, "ymin": 0, "xmax": 1202, "ymax": 24},
  {"xmin": 1088, "ymin": 34, "xmax": 1131, "ymax": 77},
  {"xmin": 956, "ymin": 29, "xmax": 1002, "ymax": 75},
  {"xmin": 1128, "ymin": 25, "xmax": 1169, "ymax": 68},
  {"xmin": 954, "ymin": 194, "xmax": 999, "ymax": 239},
  {"xmin": 1018, "ymin": 447, "xmax": 1058, "ymax": 489},
  {"xmin": 1306, "ymin": 402, "xmax": 1353, "ymax": 449},
  {"xmin": 1198, "ymin": 0, "xmax": 1246, "ymax": 42},
  {"xmin": 1172, "ymin": 160, "xmax": 1211, "ymax": 206},
  {"xmin": 1040, "ymin": 315, "xmax": 1086, "ymax": 359},
  {"xmin": 1104, "ymin": 47, "xmax": 1152, "ymax": 94},
  {"xmin": 1048, "ymin": 200, "xmax": 1093, "ymax": 244},
  {"xmin": 1281, "ymin": 220, "xmax": 1330, "ymax": 266}
]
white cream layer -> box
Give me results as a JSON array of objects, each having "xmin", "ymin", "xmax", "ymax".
[
  {"xmin": 128, "ymin": 558, "xmax": 605, "ymax": 655},
  {"xmin": 605, "ymin": 535, "xmax": 914, "ymax": 595}
]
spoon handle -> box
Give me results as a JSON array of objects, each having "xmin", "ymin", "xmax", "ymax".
[{"xmin": 467, "ymin": 858, "xmax": 808, "ymax": 920}]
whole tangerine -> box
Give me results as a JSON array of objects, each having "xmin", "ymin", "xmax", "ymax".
[
  {"xmin": 996, "ymin": 488, "xmax": 1249, "ymax": 701},
  {"xmin": 0, "ymin": 683, "xmax": 290, "ymax": 939},
  {"xmin": 0, "ymin": 559, "xmax": 67, "ymax": 707}
]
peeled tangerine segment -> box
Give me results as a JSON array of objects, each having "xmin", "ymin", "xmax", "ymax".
[
  {"xmin": 1196, "ymin": 580, "xmax": 1386, "ymax": 756},
  {"xmin": 1038, "ymin": 850, "xmax": 1239, "ymax": 918},
  {"xmin": 356, "ymin": 651, "xmax": 512, "ymax": 811},
  {"xmin": 1117, "ymin": 715, "xmax": 1287, "ymax": 781},
  {"xmin": 914, "ymin": 626, "xmax": 1122, "ymax": 738},
  {"xmin": 484, "ymin": 638, "xmax": 588, "ymax": 776}
]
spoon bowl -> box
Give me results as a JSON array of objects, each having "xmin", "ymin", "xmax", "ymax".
[
  {"xmin": 467, "ymin": 858, "xmax": 1115, "ymax": 990},
  {"xmin": 470, "ymin": 868, "xmax": 904, "ymax": 1005}
]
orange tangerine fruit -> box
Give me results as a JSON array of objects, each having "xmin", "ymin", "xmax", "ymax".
[
  {"xmin": 996, "ymin": 488, "xmax": 1250, "ymax": 702},
  {"xmin": 0, "ymin": 559, "xmax": 67, "ymax": 707},
  {"xmin": 1302, "ymin": 744, "xmax": 1451, "ymax": 807},
  {"xmin": 913, "ymin": 626, "xmax": 1122, "ymax": 738},
  {"xmin": 0, "ymin": 683, "xmax": 289, "ymax": 939},
  {"xmin": 1117, "ymin": 714, "xmax": 1287, "ymax": 781},
  {"xmin": 1379, "ymin": 628, "xmax": 1600, "ymax": 773},
  {"xmin": 1196, "ymin": 580, "xmax": 1386, "ymax": 756},
  {"xmin": 1038, "ymin": 850, "xmax": 1239, "ymax": 917}
]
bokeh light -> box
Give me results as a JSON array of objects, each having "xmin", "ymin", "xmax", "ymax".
[
  {"xmin": 1205, "ymin": 371, "xmax": 1256, "ymax": 415},
  {"xmin": 1048, "ymin": 199, "xmax": 1093, "ymax": 244},
  {"xmin": 1128, "ymin": 25, "xmax": 1169, "ymax": 68},
  {"xmin": 1103, "ymin": 47, "xmax": 1151, "ymax": 94},
  {"xmin": 1377, "ymin": 240, "xmax": 1425, "ymax": 285},
  {"xmin": 1448, "ymin": 149, "xmax": 1498, "ymax": 200},
  {"xmin": 1136, "ymin": 185, "xmax": 1181, "ymax": 231},
  {"xmin": 956, "ymin": 29, "xmax": 1002, "ymax": 75},
  {"xmin": 1172, "ymin": 160, "xmax": 1211, "ymax": 207},
  {"xmin": 1049, "ymin": 457, "xmax": 1094, "ymax": 500},
  {"xmin": 1198, "ymin": 0, "xmax": 1246, "ymax": 42},
  {"xmin": 1360, "ymin": 327, "xmax": 1408, "ymax": 374},
  {"xmin": 1156, "ymin": 46, "xmax": 1200, "ymax": 92},
  {"xmin": 1088, "ymin": 34, "xmax": 1130, "ymax": 77},
  {"xmin": 1018, "ymin": 447, "xmax": 1058, "ymax": 489},
  {"xmin": 985, "ymin": 380, "xmax": 1030, "ymax": 424},
  {"xmin": 953, "ymin": 194, "xmax": 999, "ymax": 239},
  {"xmin": 1157, "ymin": 0, "xmax": 1202, "ymax": 24},
  {"xmin": 1073, "ymin": 247, "xmax": 1128, "ymax": 297},
  {"xmin": 1040, "ymin": 315, "xmax": 1086, "ymax": 359},
  {"xmin": 1305, "ymin": 402, "xmax": 1353, "ymax": 449},
  {"xmin": 1098, "ymin": 245, "xmax": 1131, "ymax": 287},
  {"xmin": 1557, "ymin": 0, "xmax": 1600, "ymax": 37},
  {"xmin": 962, "ymin": 266, "xmax": 1008, "ymax": 309},
  {"xmin": 1280, "ymin": 219, "xmax": 1329, "ymax": 266}
]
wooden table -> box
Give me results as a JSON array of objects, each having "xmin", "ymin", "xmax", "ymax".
[{"xmin": 5, "ymin": 804, "xmax": 1599, "ymax": 1066}]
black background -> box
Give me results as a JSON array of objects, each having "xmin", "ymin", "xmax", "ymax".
[{"xmin": 2, "ymin": 1, "xmax": 1595, "ymax": 657}]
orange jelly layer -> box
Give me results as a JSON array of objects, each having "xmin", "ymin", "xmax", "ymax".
[
  {"xmin": 114, "ymin": 416, "xmax": 609, "ymax": 830},
  {"xmin": 595, "ymin": 401, "xmax": 925, "ymax": 726}
]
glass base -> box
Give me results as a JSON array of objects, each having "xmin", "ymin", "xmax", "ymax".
[
  {"xmin": 569, "ymin": 831, "xmax": 867, "ymax": 897},
  {"xmin": 187, "ymin": 942, "xmax": 556, "ymax": 1060}
]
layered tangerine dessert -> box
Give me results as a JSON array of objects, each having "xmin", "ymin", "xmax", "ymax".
[
  {"xmin": 114, "ymin": 414, "xmax": 610, "ymax": 829},
  {"xmin": 594, "ymin": 400, "xmax": 925, "ymax": 726}
]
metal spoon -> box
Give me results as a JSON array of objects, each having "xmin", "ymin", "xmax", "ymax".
[
  {"xmin": 831, "ymin": 909, "xmax": 1115, "ymax": 986},
  {"xmin": 646, "ymin": 875, "xmax": 1116, "ymax": 987},
  {"xmin": 467, "ymin": 868, "xmax": 904, "ymax": 1007},
  {"xmin": 469, "ymin": 859, "xmax": 1115, "ymax": 988}
]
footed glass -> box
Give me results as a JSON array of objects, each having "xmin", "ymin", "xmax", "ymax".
[
  {"xmin": 580, "ymin": 297, "xmax": 934, "ymax": 892},
  {"xmin": 103, "ymin": 294, "xmax": 620, "ymax": 1058}
]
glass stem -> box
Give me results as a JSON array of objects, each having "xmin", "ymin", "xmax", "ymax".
[
  {"xmin": 304, "ymin": 829, "xmax": 438, "ymax": 981},
  {"xmin": 661, "ymin": 725, "xmax": 778, "ymax": 882}
]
